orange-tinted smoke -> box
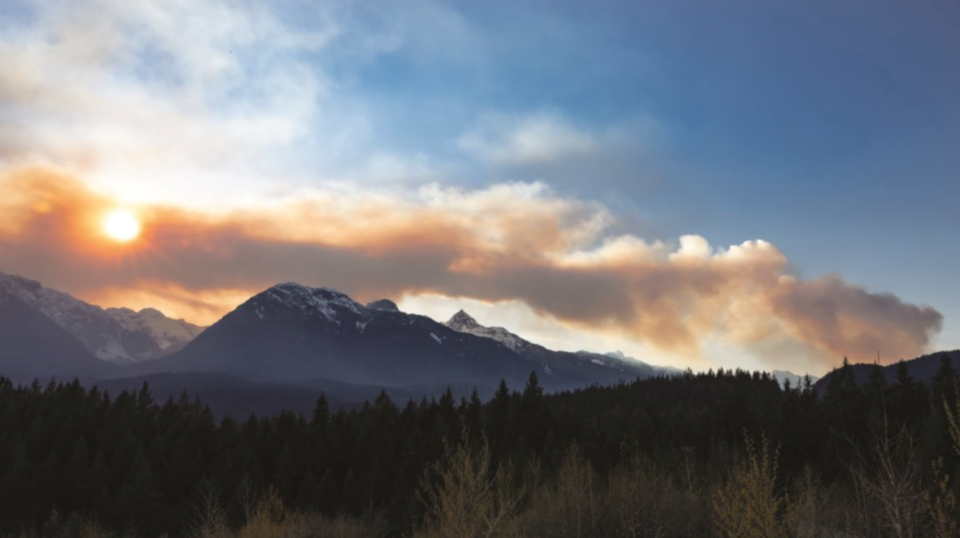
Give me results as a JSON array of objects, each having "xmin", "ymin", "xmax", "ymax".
[{"xmin": 0, "ymin": 166, "xmax": 943, "ymax": 367}]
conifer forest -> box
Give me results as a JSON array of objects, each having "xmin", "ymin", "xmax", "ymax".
[{"xmin": 2, "ymin": 356, "xmax": 960, "ymax": 538}]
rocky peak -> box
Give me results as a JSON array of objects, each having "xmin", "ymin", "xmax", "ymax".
[{"xmin": 446, "ymin": 309, "xmax": 481, "ymax": 331}]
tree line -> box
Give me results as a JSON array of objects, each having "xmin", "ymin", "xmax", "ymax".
[{"xmin": 0, "ymin": 355, "xmax": 959, "ymax": 537}]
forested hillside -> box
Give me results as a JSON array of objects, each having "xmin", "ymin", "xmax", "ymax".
[{"xmin": 2, "ymin": 355, "xmax": 959, "ymax": 537}]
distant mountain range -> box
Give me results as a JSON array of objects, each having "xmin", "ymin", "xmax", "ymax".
[
  {"xmin": 772, "ymin": 370, "xmax": 819, "ymax": 389},
  {"xmin": 0, "ymin": 269, "xmax": 867, "ymax": 416},
  {"xmin": 130, "ymin": 282, "xmax": 677, "ymax": 393},
  {"xmin": 0, "ymin": 285, "xmax": 116, "ymax": 380},
  {"xmin": 0, "ymin": 272, "xmax": 680, "ymax": 413},
  {"xmin": 0, "ymin": 271, "xmax": 203, "ymax": 363}
]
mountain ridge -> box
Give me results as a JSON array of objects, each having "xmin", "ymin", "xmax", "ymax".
[
  {"xmin": 0, "ymin": 270, "xmax": 204, "ymax": 362},
  {"xmin": 137, "ymin": 282, "xmax": 670, "ymax": 393},
  {"xmin": 0, "ymin": 289, "xmax": 118, "ymax": 381},
  {"xmin": 813, "ymin": 350, "xmax": 960, "ymax": 393},
  {"xmin": 1, "ymin": 274, "xmax": 878, "ymax": 408}
]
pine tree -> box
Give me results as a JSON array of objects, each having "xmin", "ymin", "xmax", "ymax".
[{"xmin": 311, "ymin": 394, "xmax": 330, "ymax": 435}]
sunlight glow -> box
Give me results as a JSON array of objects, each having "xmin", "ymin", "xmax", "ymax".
[{"xmin": 102, "ymin": 208, "xmax": 141, "ymax": 243}]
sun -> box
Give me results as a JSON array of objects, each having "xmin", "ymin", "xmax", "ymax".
[{"xmin": 102, "ymin": 208, "xmax": 141, "ymax": 243}]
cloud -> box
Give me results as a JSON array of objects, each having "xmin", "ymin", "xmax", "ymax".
[
  {"xmin": 458, "ymin": 112, "xmax": 600, "ymax": 166},
  {"xmin": 0, "ymin": 3, "xmax": 945, "ymax": 371},
  {"xmin": 456, "ymin": 110, "xmax": 664, "ymax": 200},
  {"xmin": 770, "ymin": 275, "xmax": 943, "ymax": 363},
  {"xmin": 0, "ymin": 166, "xmax": 942, "ymax": 370},
  {"xmin": 0, "ymin": 0, "xmax": 331, "ymax": 169},
  {"xmin": 0, "ymin": 0, "xmax": 484, "ymax": 203},
  {"xmin": 0, "ymin": 0, "xmax": 659, "ymax": 203}
]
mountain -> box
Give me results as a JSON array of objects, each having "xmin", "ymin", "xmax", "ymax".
[
  {"xmin": 0, "ymin": 273, "xmax": 678, "ymax": 408},
  {"xmin": 366, "ymin": 299, "xmax": 400, "ymax": 312},
  {"xmin": 104, "ymin": 307, "xmax": 205, "ymax": 355},
  {"xmin": 0, "ymin": 289, "xmax": 118, "ymax": 381},
  {"xmin": 596, "ymin": 350, "xmax": 681, "ymax": 376},
  {"xmin": 0, "ymin": 270, "xmax": 204, "ymax": 362},
  {"xmin": 445, "ymin": 310, "xmax": 677, "ymax": 380},
  {"xmin": 445, "ymin": 310, "xmax": 543, "ymax": 355},
  {"xmin": 772, "ymin": 370, "xmax": 819, "ymax": 389},
  {"xmin": 813, "ymin": 350, "xmax": 960, "ymax": 393},
  {"xmin": 140, "ymin": 283, "xmax": 667, "ymax": 393}
]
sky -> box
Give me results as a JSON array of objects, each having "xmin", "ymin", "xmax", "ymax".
[{"xmin": 1, "ymin": 0, "xmax": 957, "ymax": 375}]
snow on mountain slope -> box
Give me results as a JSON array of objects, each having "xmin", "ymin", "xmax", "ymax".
[
  {"xmin": 147, "ymin": 283, "xmax": 537, "ymax": 386},
  {"xmin": 772, "ymin": 370, "xmax": 819, "ymax": 388},
  {"xmin": 262, "ymin": 283, "xmax": 363, "ymax": 322},
  {"xmin": 445, "ymin": 309, "xmax": 677, "ymax": 379},
  {"xmin": 0, "ymin": 290, "xmax": 118, "ymax": 380},
  {"xmin": 594, "ymin": 350, "xmax": 681, "ymax": 375},
  {"xmin": 445, "ymin": 310, "xmax": 537, "ymax": 354},
  {"xmin": 0, "ymin": 270, "xmax": 204, "ymax": 362},
  {"xmin": 144, "ymin": 282, "xmax": 676, "ymax": 391},
  {"xmin": 106, "ymin": 307, "xmax": 205, "ymax": 352}
]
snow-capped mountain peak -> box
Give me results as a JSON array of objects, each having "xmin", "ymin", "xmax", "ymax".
[
  {"xmin": 125, "ymin": 281, "xmax": 679, "ymax": 392},
  {"xmin": 445, "ymin": 310, "xmax": 532, "ymax": 354},
  {"xmin": 447, "ymin": 310, "xmax": 482, "ymax": 331},
  {"xmin": 249, "ymin": 282, "xmax": 365, "ymax": 323}
]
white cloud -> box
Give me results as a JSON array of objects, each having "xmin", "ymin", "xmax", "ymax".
[
  {"xmin": 0, "ymin": 1, "xmax": 333, "ymax": 164},
  {"xmin": 458, "ymin": 111, "xmax": 600, "ymax": 165},
  {"xmin": 0, "ymin": 0, "xmax": 482, "ymax": 203},
  {"xmin": 670, "ymin": 235, "xmax": 713, "ymax": 260}
]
